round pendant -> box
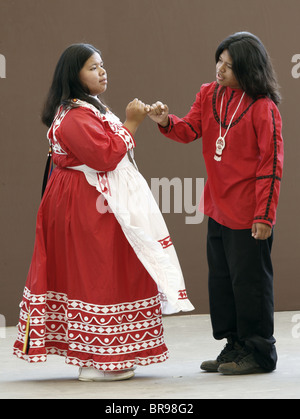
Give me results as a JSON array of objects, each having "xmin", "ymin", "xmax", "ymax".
[{"xmin": 215, "ymin": 137, "xmax": 225, "ymax": 156}]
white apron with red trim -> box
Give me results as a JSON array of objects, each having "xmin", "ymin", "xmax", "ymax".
[{"xmin": 69, "ymin": 154, "xmax": 194, "ymax": 315}]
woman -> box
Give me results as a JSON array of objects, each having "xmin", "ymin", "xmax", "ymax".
[
  {"xmin": 13, "ymin": 43, "xmax": 194, "ymax": 381},
  {"xmin": 148, "ymin": 32, "xmax": 284, "ymax": 375}
]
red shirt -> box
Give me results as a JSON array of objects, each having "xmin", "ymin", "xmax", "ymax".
[{"xmin": 159, "ymin": 82, "xmax": 284, "ymax": 229}]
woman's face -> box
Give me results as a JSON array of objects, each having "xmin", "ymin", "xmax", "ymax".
[
  {"xmin": 216, "ymin": 49, "xmax": 240, "ymax": 89},
  {"xmin": 79, "ymin": 52, "xmax": 107, "ymax": 96}
]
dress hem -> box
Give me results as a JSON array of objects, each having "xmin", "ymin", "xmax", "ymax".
[{"xmin": 13, "ymin": 346, "xmax": 170, "ymax": 371}]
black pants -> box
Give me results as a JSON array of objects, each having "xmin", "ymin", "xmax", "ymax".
[{"xmin": 207, "ymin": 218, "xmax": 277, "ymax": 371}]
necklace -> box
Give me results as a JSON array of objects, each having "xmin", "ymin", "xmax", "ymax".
[{"xmin": 214, "ymin": 90, "xmax": 245, "ymax": 161}]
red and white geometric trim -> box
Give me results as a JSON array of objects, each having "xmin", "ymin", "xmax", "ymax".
[
  {"xmin": 13, "ymin": 288, "xmax": 169, "ymax": 370},
  {"xmin": 65, "ymin": 352, "xmax": 169, "ymax": 371},
  {"xmin": 158, "ymin": 235, "xmax": 173, "ymax": 249},
  {"xmin": 114, "ymin": 126, "xmax": 135, "ymax": 151},
  {"xmin": 48, "ymin": 105, "xmax": 70, "ymax": 156},
  {"xmin": 159, "ymin": 289, "xmax": 188, "ymax": 302},
  {"xmin": 99, "ymin": 111, "xmax": 135, "ymax": 151},
  {"xmin": 70, "ymin": 99, "xmax": 135, "ymax": 151},
  {"xmin": 178, "ymin": 289, "xmax": 189, "ymax": 300},
  {"xmin": 96, "ymin": 172, "xmax": 111, "ymax": 195}
]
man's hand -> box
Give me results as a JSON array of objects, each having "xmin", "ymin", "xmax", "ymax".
[
  {"xmin": 147, "ymin": 101, "xmax": 170, "ymax": 127},
  {"xmin": 251, "ymin": 223, "xmax": 272, "ymax": 240}
]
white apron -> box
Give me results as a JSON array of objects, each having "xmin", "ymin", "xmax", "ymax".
[{"xmin": 69, "ymin": 153, "xmax": 194, "ymax": 315}]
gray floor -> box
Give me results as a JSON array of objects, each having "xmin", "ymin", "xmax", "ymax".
[{"xmin": 0, "ymin": 311, "xmax": 300, "ymax": 400}]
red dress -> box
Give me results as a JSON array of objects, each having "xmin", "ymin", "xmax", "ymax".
[{"xmin": 13, "ymin": 100, "xmax": 193, "ymax": 371}]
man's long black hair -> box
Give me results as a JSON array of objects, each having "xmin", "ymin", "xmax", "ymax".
[{"xmin": 215, "ymin": 32, "xmax": 281, "ymax": 106}]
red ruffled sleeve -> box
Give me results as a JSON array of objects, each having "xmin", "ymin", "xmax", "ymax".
[{"xmin": 56, "ymin": 107, "xmax": 135, "ymax": 172}]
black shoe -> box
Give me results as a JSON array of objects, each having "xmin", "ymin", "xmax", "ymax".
[
  {"xmin": 218, "ymin": 348, "xmax": 266, "ymax": 375},
  {"xmin": 200, "ymin": 340, "xmax": 243, "ymax": 372}
]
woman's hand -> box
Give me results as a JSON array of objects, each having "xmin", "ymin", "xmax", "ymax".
[
  {"xmin": 123, "ymin": 98, "xmax": 149, "ymax": 136},
  {"xmin": 147, "ymin": 101, "xmax": 170, "ymax": 127},
  {"xmin": 251, "ymin": 223, "xmax": 272, "ymax": 240}
]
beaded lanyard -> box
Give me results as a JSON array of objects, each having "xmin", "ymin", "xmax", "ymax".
[{"xmin": 214, "ymin": 91, "xmax": 245, "ymax": 161}]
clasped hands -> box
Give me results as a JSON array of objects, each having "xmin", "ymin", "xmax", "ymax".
[
  {"xmin": 145, "ymin": 101, "xmax": 169, "ymax": 128},
  {"xmin": 125, "ymin": 99, "xmax": 169, "ymax": 132}
]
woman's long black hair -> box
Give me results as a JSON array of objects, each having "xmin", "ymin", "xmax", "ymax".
[
  {"xmin": 41, "ymin": 43, "xmax": 107, "ymax": 127},
  {"xmin": 215, "ymin": 32, "xmax": 281, "ymax": 106}
]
